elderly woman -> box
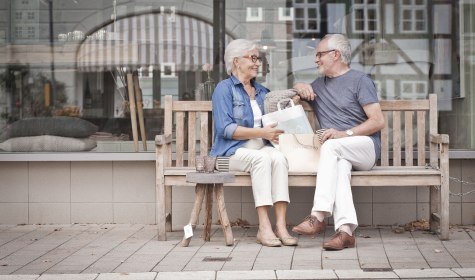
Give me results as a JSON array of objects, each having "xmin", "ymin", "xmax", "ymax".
[{"xmin": 209, "ymin": 39, "xmax": 297, "ymax": 247}]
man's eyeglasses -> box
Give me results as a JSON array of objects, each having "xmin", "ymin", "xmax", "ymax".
[
  {"xmin": 315, "ymin": 49, "xmax": 336, "ymax": 59},
  {"xmin": 242, "ymin": 55, "xmax": 263, "ymax": 63}
]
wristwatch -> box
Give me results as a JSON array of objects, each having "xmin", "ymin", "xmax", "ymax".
[{"xmin": 345, "ymin": 129, "xmax": 354, "ymax": 136}]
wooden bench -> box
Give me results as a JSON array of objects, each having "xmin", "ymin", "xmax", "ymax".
[{"xmin": 155, "ymin": 94, "xmax": 450, "ymax": 241}]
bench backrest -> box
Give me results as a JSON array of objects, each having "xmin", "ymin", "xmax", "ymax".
[{"xmin": 161, "ymin": 94, "xmax": 439, "ymax": 168}]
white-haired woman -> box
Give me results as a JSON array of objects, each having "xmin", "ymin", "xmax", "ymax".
[{"xmin": 209, "ymin": 39, "xmax": 297, "ymax": 247}]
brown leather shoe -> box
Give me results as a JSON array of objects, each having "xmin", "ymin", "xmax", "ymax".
[
  {"xmin": 323, "ymin": 231, "xmax": 355, "ymax": 250},
  {"xmin": 292, "ymin": 215, "xmax": 326, "ymax": 236}
]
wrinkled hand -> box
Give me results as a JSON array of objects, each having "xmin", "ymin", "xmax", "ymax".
[
  {"xmin": 293, "ymin": 83, "xmax": 316, "ymax": 101},
  {"xmin": 262, "ymin": 123, "xmax": 284, "ymax": 143},
  {"xmin": 321, "ymin": 128, "xmax": 345, "ymax": 142}
]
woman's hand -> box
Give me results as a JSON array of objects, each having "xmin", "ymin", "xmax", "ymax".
[
  {"xmin": 321, "ymin": 128, "xmax": 346, "ymax": 142},
  {"xmin": 293, "ymin": 83, "xmax": 316, "ymax": 101},
  {"xmin": 261, "ymin": 123, "xmax": 285, "ymax": 143}
]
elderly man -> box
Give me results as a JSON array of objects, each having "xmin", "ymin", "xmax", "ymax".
[{"xmin": 292, "ymin": 34, "xmax": 385, "ymax": 250}]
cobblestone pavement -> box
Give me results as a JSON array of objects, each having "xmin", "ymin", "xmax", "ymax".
[{"xmin": 0, "ymin": 224, "xmax": 473, "ymax": 279}]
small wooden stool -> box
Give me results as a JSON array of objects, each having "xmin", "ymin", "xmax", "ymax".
[{"xmin": 181, "ymin": 172, "xmax": 235, "ymax": 247}]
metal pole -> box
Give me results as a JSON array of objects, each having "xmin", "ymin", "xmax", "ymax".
[
  {"xmin": 213, "ymin": 0, "xmax": 226, "ymax": 81},
  {"xmin": 48, "ymin": 0, "xmax": 57, "ymax": 106}
]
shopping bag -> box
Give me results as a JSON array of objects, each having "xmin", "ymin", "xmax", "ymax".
[
  {"xmin": 278, "ymin": 134, "xmax": 321, "ymax": 173},
  {"xmin": 262, "ymin": 99, "xmax": 314, "ymax": 147}
]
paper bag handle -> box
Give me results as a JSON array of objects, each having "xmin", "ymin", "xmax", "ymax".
[
  {"xmin": 277, "ymin": 98, "xmax": 295, "ymax": 111},
  {"xmin": 292, "ymin": 134, "xmax": 320, "ymax": 150}
]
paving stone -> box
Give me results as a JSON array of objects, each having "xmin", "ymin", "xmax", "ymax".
[
  {"xmin": 38, "ymin": 274, "xmax": 97, "ymax": 280},
  {"xmin": 452, "ymin": 268, "xmax": 475, "ymax": 277},
  {"xmin": 335, "ymin": 269, "xmax": 398, "ymax": 279},
  {"xmin": 0, "ymin": 276, "xmax": 39, "ymax": 280},
  {"xmin": 276, "ymin": 269, "xmax": 337, "ymax": 279},
  {"xmin": 156, "ymin": 271, "xmax": 215, "ymax": 280},
  {"xmin": 95, "ymin": 272, "xmax": 157, "ymax": 280},
  {"xmin": 216, "ymin": 270, "xmax": 276, "ymax": 279},
  {"xmin": 322, "ymin": 260, "xmax": 361, "ymax": 270},
  {"xmin": 394, "ymin": 268, "xmax": 459, "ymax": 278}
]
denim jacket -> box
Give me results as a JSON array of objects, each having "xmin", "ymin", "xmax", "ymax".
[{"xmin": 209, "ymin": 75, "xmax": 269, "ymax": 157}]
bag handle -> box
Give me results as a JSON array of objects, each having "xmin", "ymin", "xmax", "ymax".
[
  {"xmin": 277, "ymin": 98, "xmax": 295, "ymax": 111},
  {"xmin": 292, "ymin": 134, "xmax": 320, "ymax": 150}
]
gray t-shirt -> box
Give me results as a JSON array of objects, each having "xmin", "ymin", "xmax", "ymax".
[{"xmin": 309, "ymin": 69, "xmax": 381, "ymax": 159}]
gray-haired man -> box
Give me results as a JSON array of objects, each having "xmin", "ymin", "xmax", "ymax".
[{"xmin": 292, "ymin": 34, "xmax": 385, "ymax": 250}]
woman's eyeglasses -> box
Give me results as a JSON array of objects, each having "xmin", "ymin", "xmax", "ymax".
[
  {"xmin": 315, "ymin": 49, "xmax": 336, "ymax": 59},
  {"xmin": 242, "ymin": 55, "xmax": 263, "ymax": 63}
]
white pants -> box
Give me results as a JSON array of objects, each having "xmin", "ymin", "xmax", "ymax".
[
  {"xmin": 229, "ymin": 139, "xmax": 290, "ymax": 207},
  {"xmin": 312, "ymin": 136, "xmax": 376, "ymax": 232}
]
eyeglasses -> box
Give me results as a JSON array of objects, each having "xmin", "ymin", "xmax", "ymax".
[
  {"xmin": 315, "ymin": 49, "xmax": 336, "ymax": 59},
  {"xmin": 242, "ymin": 55, "xmax": 263, "ymax": 63}
]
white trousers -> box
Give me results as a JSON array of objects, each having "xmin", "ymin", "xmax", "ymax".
[
  {"xmin": 312, "ymin": 136, "xmax": 376, "ymax": 232},
  {"xmin": 229, "ymin": 139, "xmax": 290, "ymax": 207}
]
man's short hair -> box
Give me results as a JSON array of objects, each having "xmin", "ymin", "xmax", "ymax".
[{"xmin": 323, "ymin": 34, "xmax": 351, "ymax": 65}]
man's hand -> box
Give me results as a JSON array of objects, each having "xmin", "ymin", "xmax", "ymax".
[
  {"xmin": 261, "ymin": 123, "xmax": 284, "ymax": 143},
  {"xmin": 293, "ymin": 83, "xmax": 316, "ymax": 101},
  {"xmin": 321, "ymin": 128, "xmax": 346, "ymax": 142}
]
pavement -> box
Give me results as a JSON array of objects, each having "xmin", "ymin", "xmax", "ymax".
[{"xmin": 0, "ymin": 224, "xmax": 474, "ymax": 279}]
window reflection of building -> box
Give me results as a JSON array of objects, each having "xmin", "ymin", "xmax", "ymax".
[
  {"xmin": 293, "ymin": 0, "xmax": 320, "ymax": 33},
  {"xmin": 352, "ymin": 0, "xmax": 380, "ymax": 33},
  {"xmin": 399, "ymin": 0, "xmax": 427, "ymax": 33}
]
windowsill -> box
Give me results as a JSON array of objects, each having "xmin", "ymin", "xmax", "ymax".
[{"xmin": 0, "ymin": 152, "xmax": 155, "ymax": 161}]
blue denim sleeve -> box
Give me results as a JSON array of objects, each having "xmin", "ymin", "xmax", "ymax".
[{"xmin": 212, "ymin": 82, "xmax": 238, "ymax": 140}]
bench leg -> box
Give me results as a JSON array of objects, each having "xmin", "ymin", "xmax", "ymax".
[
  {"xmin": 156, "ymin": 180, "xmax": 166, "ymax": 241},
  {"xmin": 165, "ymin": 185, "xmax": 172, "ymax": 232},
  {"xmin": 215, "ymin": 184, "xmax": 234, "ymax": 246},
  {"xmin": 181, "ymin": 184, "xmax": 206, "ymax": 247},
  {"xmin": 203, "ymin": 184, "xmax": 214, "ymax": 242},
  {"xmin": 429, "ymin": 185, "xmax": 440, "ymax": 234}
]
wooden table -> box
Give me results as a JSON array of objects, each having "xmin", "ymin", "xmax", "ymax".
[{"xmin": 181, "ymin": 172, "xmax": 235, "ymax": 247}]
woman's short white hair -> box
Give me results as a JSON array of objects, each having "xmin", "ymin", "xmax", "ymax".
[
  {"xmin": 323, "ymin": 34, "xmax": 351, "ymax": 65},
  {"xmin": 224, "ymin": 39, "xmax": 258, "ymax": 75}
]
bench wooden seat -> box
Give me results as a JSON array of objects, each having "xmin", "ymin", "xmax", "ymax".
[
  {"xmin": 155, "ymin": 94, "xmax": 449, "ymax": 241},
  {"xmin": 163, "ymin": 166, "xmax": 441, "ymax": 187}
]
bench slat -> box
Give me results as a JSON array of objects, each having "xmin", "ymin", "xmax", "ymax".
[
  {"xmin": 200, "ymin": 112, "xmax": 208, "ymax": 156},
  {"xmin": 417, "ymin": 111, "xmax": 426, "ymax": 166},
  {"xmin": 173, "ymin": 101, "xmax": 212, "ymax": 111},
  {"xmin": 393, "ymin": 111, "xmax": 401, "ymax": 166},
  {"xmin": 405, "ymin": 111, "xmax": 413, "ymax": 166},
  {"xmin": 380, "ymin": 99, "xmax": 430, "ymax": 111},
  {"xmin": 381, "ymin": 111, "xmax": 389, "ymax": 166},
  {"xmin": 188, "ymin": 112, "xmax": 196, "ymax": 166},
  {"xmin": 176, "ymin": 112, "xmax": 185, "ymax": 167}
]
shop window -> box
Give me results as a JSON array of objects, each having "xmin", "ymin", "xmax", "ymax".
[
  {"xmin": 293, "ymin": 0, "xmax": 320, "ymax": 33},
  {"xmin": 352, "ymin": 0, "xmax": 380, "ymax": 33},
  {"xmin": 399, "ymin": 0, "xmax": 427, "ymax": 33},
  {"xmin": 246, "ymin": 7, "xmax": 263, "ymax": 22}
]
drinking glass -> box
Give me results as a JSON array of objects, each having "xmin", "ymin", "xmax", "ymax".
[
  {"xmin": 195, "ymin": 156, "xmax": 205, "ymax": 173},
  {"xmin": 204, "ymin": 156, "xmax": 216, "ymax": 173}
]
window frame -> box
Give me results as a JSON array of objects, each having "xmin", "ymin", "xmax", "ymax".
[
  {"xmin": 399, "ymin": 0, "xmax": 427, "ymax": 34},
  {"xmin": 246, "ymin": 7, "xmax": 263, "ymax": 22},
  {"xmin": 292, "ymin": 0, "xmax": 321, "ymax": 33},
  {"xmin": 351, "ymin": 0, "xmax": 380, "ymax": 34}
]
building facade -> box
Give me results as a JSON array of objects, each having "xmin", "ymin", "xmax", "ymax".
[{"xmin": 0, "ymin": 0, "xmax": 474, "ymax": 227}]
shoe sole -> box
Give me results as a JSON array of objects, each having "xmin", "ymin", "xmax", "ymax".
[
  {"xmin": 291, "ymin": 228, "xmax": 324, "ymax": 237},
  {"xmin": 323, "ymin": 243, "xmax": 356, "ymax": 251}
]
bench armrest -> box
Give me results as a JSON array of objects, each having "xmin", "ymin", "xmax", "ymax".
[
  {"xmin": 155, "ymin": 134, "xmax": 172, "ymax": 146},
  {"xmin": 430, "ymin": 133, "xmax": 450, "ymax": 145}
]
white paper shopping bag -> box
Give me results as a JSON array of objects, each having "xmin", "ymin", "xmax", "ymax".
[
  {"xmin": 262, "ymin": 99, "xmax": 314, "ymax": 147},
  {"xmin": 278, "ymin": 134, "xmax": 321, "ymax": 173}
]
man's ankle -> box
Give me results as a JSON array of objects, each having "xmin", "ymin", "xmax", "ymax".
[
  {"xmin": 339, "ymin": 224, "xmax": 353, "ymax": 236},
  {"xmin": 311, "ymin": 211, "xmax": 325, "ymax": 222}
]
